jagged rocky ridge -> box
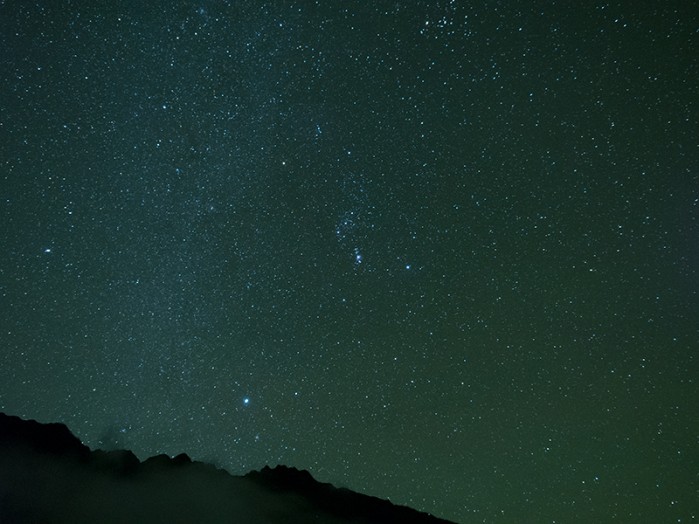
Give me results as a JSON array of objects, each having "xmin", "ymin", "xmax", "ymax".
[{"xmin": 0, "ymin": 412, "xmax": 456, "ymax": 523}]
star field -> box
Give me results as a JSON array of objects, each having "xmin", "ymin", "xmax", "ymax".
[{"xmin": 1, "ymin": 2, "xmax": 697, "ymax": 522}]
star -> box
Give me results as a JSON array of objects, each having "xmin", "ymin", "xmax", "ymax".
[{"xmin": 354, "ymin": 248, "xmax": 363, "ymax": 265}]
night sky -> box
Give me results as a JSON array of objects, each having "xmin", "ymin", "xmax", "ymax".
[{"xmin": 1, "ymin": 2, "xmax": 697, "ymax": 522}]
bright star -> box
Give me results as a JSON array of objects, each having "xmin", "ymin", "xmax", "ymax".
[{"xmin": 353, "ymin": 247, "xmax": 363, "ymax": 264}]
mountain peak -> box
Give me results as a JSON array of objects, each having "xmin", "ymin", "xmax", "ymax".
[{"xmin": 0, "ymin": 412, "xmax": 457, "ymax": 523}]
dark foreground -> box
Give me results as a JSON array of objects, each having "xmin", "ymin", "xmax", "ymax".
[{"xmin": 0, "ymin": 412, "xmax": 456, "ymax": 524}]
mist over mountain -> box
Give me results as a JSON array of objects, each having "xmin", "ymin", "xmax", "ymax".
[{"xmin": 0, "ymin": 413, "xmax": 456, "ymax": 524}]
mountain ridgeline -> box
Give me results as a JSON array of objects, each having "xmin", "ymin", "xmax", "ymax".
[{"xmin": 0, "ymin": 412, "xmax": 456, "ymax": 523}]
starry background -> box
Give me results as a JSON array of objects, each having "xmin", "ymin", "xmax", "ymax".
[{"xmin": 1, "ymin": 1, "xmax": 697, "ymax": 522}]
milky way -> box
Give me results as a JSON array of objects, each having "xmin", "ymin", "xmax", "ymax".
[{"xmin": 1, "ymin": 2, "xmax": 697, "ymax": 522}]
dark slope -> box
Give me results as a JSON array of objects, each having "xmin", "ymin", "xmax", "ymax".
[{"xmin": 0, "ymin": 413, "xmax": 457, "ymax": 524}]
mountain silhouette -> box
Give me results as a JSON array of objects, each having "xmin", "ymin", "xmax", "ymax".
[{"xmin": 0, "ymin": 412, "xmax": 456, "ymax": 523}]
